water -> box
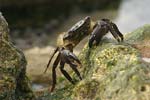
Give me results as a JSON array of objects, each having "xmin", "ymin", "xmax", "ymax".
[{"xmin": 115, "ymin": 0, "xmax": 150, "ymax": 33}]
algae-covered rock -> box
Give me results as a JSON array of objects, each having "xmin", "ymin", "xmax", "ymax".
[
  {"xmin": 125, "ymin": 24, "xmax": 150, "ymax": 43},
  {"xmin": 125, "ymin": 24, "xmax": 150, "ymax": 58},
  {"xmin": 72, "ymin": 42, "xmax": 150, "ymax": 100},
  {"xmin": 0, "ymin": 12, "xmax": 34, "ymax": 100},
  {"xmin": 38, "ymin": 25, "xmax": 150, "ymax": 100}
]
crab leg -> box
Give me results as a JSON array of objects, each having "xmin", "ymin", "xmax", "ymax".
[
  {"xmin": 108, "ymin": 23, "xmax": 123, "ymax": 42},
  {"xmin": 108, "ymin": 25, "xmax": 121, "ymax": 42},
  {"xmin": 44, "ymin": 47, "xmax": 59, "ymax": 73},
  {"xmin": 66, "ymin": 51, "xmax": 82, "ymax": 80},
  {"xmin": 111, "ymin": 23, "xmax": 124, "ymax": 41},
  {"xmin": 88, "ymin": 23, "xmax": 102, "ymax": 48},
  {"xmin": 89, "ymin": 35, "xmax": 96, "ymax": 48},
  {"xmin": 50, "ymin": 53, "xmax": 60, "ymax": 92},
  {"xmin": 68, "ymin": 62, "xmax": 82, "ymax": 80},
  {"xmin": 59, "ymin": 61, "xmax": 75, "ymax": 84}
]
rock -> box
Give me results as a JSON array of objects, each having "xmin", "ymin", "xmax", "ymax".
[
  {"xmin": 125, "ymin": 24, "xmax": 150, "ymax": 43},
  {"xmin": 0, "ymin": 12, "xmax": 34, "ymax": 100},
  {"xmin": 73, "ymin": 43, "xmax": 150, "ymax": 100},
  {"xmin": 125, "ymin": 24, "xmax": 150, "ymax": 58},
  {"xmin": 37, "ymin": 24, "xmax": 150, "ymax": 100}
]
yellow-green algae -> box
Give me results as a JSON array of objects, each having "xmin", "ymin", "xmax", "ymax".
[
  {"xmin": 125, "ymin": 24, "xmax": 150, "ymax": 43},
  {"xmin": 0, "ymin": 12, "xmax": 34, "ymax": 100},
  {"xmin": 38, "ymin": 25, "xmax": 150, "ymax": 100},
  {"xmin": 73, "ymin": 42, "xmax": 150, "ymax": 100}
]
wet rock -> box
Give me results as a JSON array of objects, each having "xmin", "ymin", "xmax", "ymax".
[{"xmin": 0, "ymin": 12, "xmax": 34, "ymax": 100}]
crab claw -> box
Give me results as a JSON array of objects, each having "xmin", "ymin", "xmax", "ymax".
[
  {"xmin": 68, "ymin": 52, "xmax": 82, "ymax": 65},
  {"xmin": 60, "ymin": 49, "xmax": 81, "ymax": 66},
  {"xmin": 60, "ymin": 49, "xmax": 82, "ymax": 81}
]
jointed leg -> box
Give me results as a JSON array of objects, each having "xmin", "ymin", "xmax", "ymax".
[
  {"xmin": 89, "ymin": 35, "xmax": 96, "ymax": 48},
  {"xmin": 112, "ymin": 23, "xmax": 124, "ymax": 41},
  {"xmin": 44, "ymin": 47, "xmax": 59, "ymax": 73},
  {"xmin": 95, "ymin": 38, "xmax": 101, "ymax": 46},
  {"xmin": 50, "ymin": 53, "xmax": 60, "ymax": 92},
  {"xmin": 59, "ymin": 61, "xmax": 75, "ymax": 84},
  {"xmin": 108, "ymin": 24, "xmax": 121, "ymax": 42},
  {"xmin": 109, "ymin": 28, "xmax": 121, "ymax": 42},
  {"xmin": 68, "ymin": 62, "xmax": 82, "ymax": 80}
]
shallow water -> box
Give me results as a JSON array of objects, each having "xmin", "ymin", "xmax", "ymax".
[{"xmin": 115, "ymin": 0, "xmax": 150, "ymax": 33}]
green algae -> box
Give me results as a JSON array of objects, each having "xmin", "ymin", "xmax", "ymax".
[{"xmin": 125, "ymin": 24, "xmax": 150, "ymax": 43}]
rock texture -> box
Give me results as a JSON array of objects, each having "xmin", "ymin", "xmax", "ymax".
[
  {"xmin": 0, "ymin": 12, "xmax": 34, "ymax": 100},
  {"xmin": 38, "ymin": 24, "xmax": 150, "ymax": 100},
  {"xmin": 73, "ymin": 43, "xmax": 150, "ymax": 100},
  {"xmin": 125, "ymin": 24, "xmax": 150, "ymax": 58}
]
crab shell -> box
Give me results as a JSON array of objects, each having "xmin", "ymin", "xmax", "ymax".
[{"xmin": 57, "ymin": 16, "xmax": 95, "ymax": 47}]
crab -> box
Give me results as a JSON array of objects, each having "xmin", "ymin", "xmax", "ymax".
[{"xmin": 44, "ymin": 16, "xmax": 124, "ymax": 92}]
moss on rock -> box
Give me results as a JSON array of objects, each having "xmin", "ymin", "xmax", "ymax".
[
  {"xmin": 37, "ymin": 25, "xmax": 150, "ymax": 100},
  {"xmin": 125, "ymin": 24, "xmax": 150, "ymax": 43},
  {"xmin": 0, "ymin": 12, "xmax": 34, "ymax": 100},
  {"xmin": 72, "ymin": 41, "xmax": 150, "ymax": 100},
  {"xmin": 125, "ymin": 24, "xmax": 150, "ymax": 58}
]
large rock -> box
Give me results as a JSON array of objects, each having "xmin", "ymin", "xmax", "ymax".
[
  {"xmin": 0, "ymin": 12, "xmax": 34, "ymax": 100},
  {"xmin": 73, "ymin": 43, "xmax": 150, "ymax": 100},
  {"xmin": 38, "ymin": 24, "xmax": 150, "ymax": 100}
]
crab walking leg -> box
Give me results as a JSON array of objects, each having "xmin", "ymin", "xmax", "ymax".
[
  {"xmin": 44, "ymin": 47, "xmax": 59, "ymax": 73},
  {"xmin": 108, "ymin": 25, "xmax": 121, "ymax": 42},
  {"xmin": 89, "ymin": 35, "xmax": 96, "ymax": 48},
  {"xmin": 89, "ymin": 24, "xmax": 104, "ymax": 47},
  {"xmin": 50, "ymin": 53, "xmax": 60, "ymax": 92},
  {"xmin": 59, "ymin": 61, "xmax": 75, "ymax": 84},
  {"xmin": 68, "ymin": 62, "xmax": 82, "ymax": 80},
  {"xmin": 111, "ymin": 23, "xmax": 124, "ymax": 41}
]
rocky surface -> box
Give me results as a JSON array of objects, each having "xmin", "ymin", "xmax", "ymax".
[
  {"xmin": 125, "ymin": 24, "xmax": 150, "ymax": 58},
  {"xmin": 0, "ymin": 12, "xmax": 34, "ymax": 100},
  {"xmin": 37, "ymin": 24, "xmax": 150, "ymax": 100}
]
